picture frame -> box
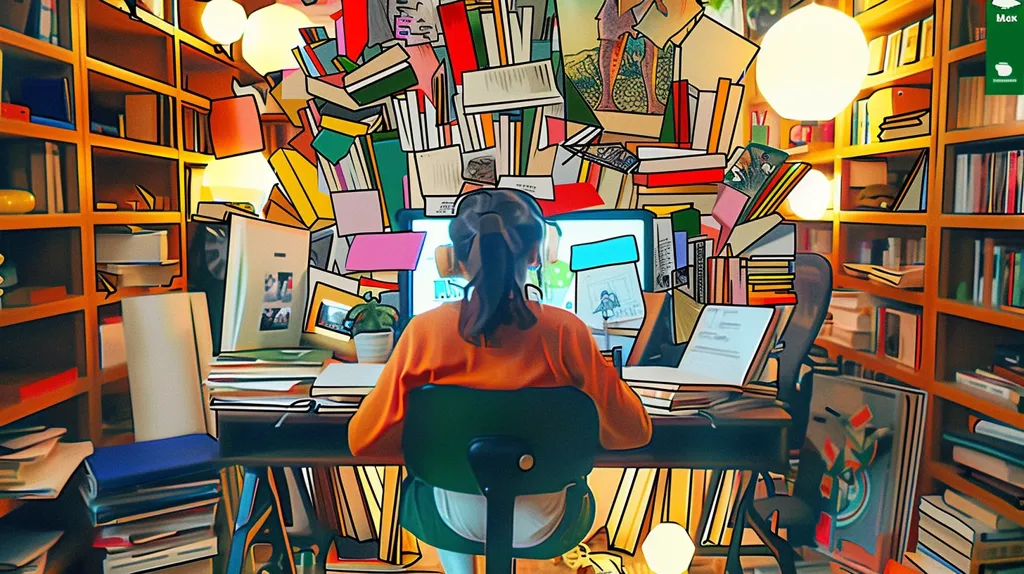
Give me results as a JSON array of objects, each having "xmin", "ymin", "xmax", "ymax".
[
  {"xmin": 884, "ymin": 29, "xmax": 903, "ymax": 72},
  {"xmin": 899, "ymin": 21, "xmax": 921, "ymax": 66}
]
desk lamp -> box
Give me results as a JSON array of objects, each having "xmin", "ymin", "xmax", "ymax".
[{"xmin": 642, "ymin": 522, "xmax": 696, "ymax": 574}]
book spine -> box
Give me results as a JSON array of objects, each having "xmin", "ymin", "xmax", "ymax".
[{"xmin": 438, "ymin": 1, "xmax": 478, "ymax": 85}]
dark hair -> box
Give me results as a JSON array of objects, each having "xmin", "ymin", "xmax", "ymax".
[{"xmin": 450, "ymin": 188, "xmax": 545, "ymax": 346}]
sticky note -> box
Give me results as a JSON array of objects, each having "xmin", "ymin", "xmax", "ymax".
[
  {"xmin": 332, "ymin": 190, "xmax": 385, "ymax": 237},
  {"xmin": 312, "ymin": 129, "xmax": 355, "ymax": 163},
  {"xmin": 569, "ymin": 236, "xmax": 639, "ymax": 272},
  {"xmin": 346, "ymin": 232, "xmax": 426, "ymax": 271}
]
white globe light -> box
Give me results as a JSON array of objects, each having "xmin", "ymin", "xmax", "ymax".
[
  {"xmin": 202, "ymin": 152, "xmax": 280, "ymax": 210},
  {"xmin": 756, "ymin": 3, "xmax": 870, "ymax": 121},
  {"xmin": 787, "ymin": 169, "xmax": 832, "ymax": 220},
  {"xmin": 642, "ymin": 522, "xmax": 696, "ymax": 574},
  {"xmin": 201, "ymin": 0, "xmax": 247, "ymax": 45},
  {"xmin": 242, "ymin": 3, "xmax": 312, "ymax": 76}
]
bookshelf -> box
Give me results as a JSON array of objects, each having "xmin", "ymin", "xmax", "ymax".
[
  {"xmin": 0, "ymin": 0, "xmax": 261, "ymax": 474},
  {"xmin": 748, "ymin": 0, "xmax": 1024, "ymax": 533}
]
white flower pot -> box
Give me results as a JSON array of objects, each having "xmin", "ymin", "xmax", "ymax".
[{"xmin": 354, "ymin": 330, "xmax": 394, "ymax": 363}]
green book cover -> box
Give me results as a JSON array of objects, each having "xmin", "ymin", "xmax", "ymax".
[
  {"xmin": 369, "ymin": 132, "xmax": 408, "ymax": 228},
  {"xmin": 332, "ymin": 55, "xmax": 360, "ymax": 73},
  {"xmin": 311, "ymin": 129, "xmax": 355, "ymax": 164},
  {"xmin": 659, "ymin": 93, "xmax": 675, "ymax": 143},
  {"xmin": 520, "ymin": 107, "xmax": 536, "ymax": 175},
  {"xmin": 216, "ymin": 348, "xmax": 333, "ymax": 364},
  {"xmin": 465, "ymin": 9, "xmax": 489, "ymax": 69},
  {"xmin": 670, "ymin": 208, "xmax": 700, "ymax": 236},
  {"xmin": 348, "ymin": 65, "xmax": 418, "ymax": 106}
]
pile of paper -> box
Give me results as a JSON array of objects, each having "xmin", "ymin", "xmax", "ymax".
[{"xmin": 0, "ymin": 426, "xmax": 92, "ymax": 500}]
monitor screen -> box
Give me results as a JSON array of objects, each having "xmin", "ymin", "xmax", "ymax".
[{"xmin": 399, "ymin": 210, "xmax": 653, "ymax": 320}]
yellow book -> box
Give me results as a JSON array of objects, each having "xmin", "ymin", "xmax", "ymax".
[
  {"xmin": 357, "ymin": 466, "xmax": 384, "ymax": 537},
  {"xmin": 703, "ymin": 470, "xmax": 740, "ymax": 546},
  {"xmin": 663, "ymin": 469, "xmax": 691, "ymax": 528},
  {"xmin": 320, "ymin": 116, "xmax": 370, "ymax": 137},
  {"xmin": 707, "ymin": 78, "xmax": 732, "ymax": 152},
  {"xmin": 604, "ymin": 468, "xmax": 636, "ymax": 545},
  {"xmin": 644, "ymin": 203, "xmax": 694, "ymax": 217},
  {"xmin": 378, "ymin": 466, "xmax": 402, "ymax": 562},
  {"xmin": 268, "ymin": 149, "xmax": 333, "ymax": 229},
  {"xmin": 650, "ymin": 469, "xmax": 670, "ymax": 525},
  {"xmin": 609, "ymin": 468, "xmax": 657, "ymax": 554},
  {"xmin": 339, "ymin": 466, "xmax": 375, "ymax": 542}
]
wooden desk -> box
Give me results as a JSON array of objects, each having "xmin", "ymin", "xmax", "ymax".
[{"xmin": 216, "ymin": 407, "xmax": 793, "ymax": 574}]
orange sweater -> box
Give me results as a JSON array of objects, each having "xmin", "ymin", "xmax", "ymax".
[{"xmin": 348, "ymin": 302, "xmax": 653, "ymax": 457}]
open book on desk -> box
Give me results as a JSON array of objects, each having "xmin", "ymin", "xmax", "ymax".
[{"xmin": 622, "ymin": 305, "xmax": 779, "ymax": 391}]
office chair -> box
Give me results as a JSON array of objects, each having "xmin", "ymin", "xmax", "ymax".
[
  {"xmin": 399, "ymin": 385, "xmax": 600, "ymax": 574},
  {"xmin": 747, "ymin": 253, "xmax": 833, "ymax": 552}
]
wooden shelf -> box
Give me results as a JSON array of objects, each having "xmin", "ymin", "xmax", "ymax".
[
  {"xmin": 180, "ymin": 150, "xmax": 215, "ymax": 164},
  {"xmin": 99, "ymin": 432, "xmax": 135, "ymax": 447},
  {"xmin": 0, "ymin": 499, "xmax": 23, "ymax": 521},
  {"xmin": 816, "ymin": 337, "xmax": 923, "ymax": 385},
  {"xmin": 0, "ymin": 377, "xmax": 91, "ymax": 428},
  {"xmin": 938, "ymin": 214, "xmax": 1024, "ymax": 230},
  {"xmin": 788, "ymin": 148, "xmax": 837, "ymax": 165},
  {"xmin": 946, "ymin": 40, "xmax": 986, "ymax": 64},
  {"xmin": 929, "ymin": 462, "xmax": 1024, "ymax": 527},
  {"xmin": 935, "ymin": 299, "xmax": 1024, "ymax": 332},
  {"xmin": 91, "ymin": 211, "xmax": 184, "ymax": 225},
  {"xmin": 0, "ymin": 28, "xmax": 77, "ymax": 65},
  {"xmin": 0, "ymin": 119, "xmax": 81, "ymax": 144},
  {"xmin": 89, "ymin": 134, "xmax": 180, "ymax": 159},
  {"xmin": 838, "ymin": 136, "xmax": 932, "ymax": 158},
  {"xmin": 0, "ymin": 296, "xmax": 88, "ymax": 329},
  {"xmin": 928, "ymin": 380, "xmax": 1024, "ymax": 429},
  {"xmin": 943, "ymin": 123, "xmax": 1024, "ymax": 145},
  {"xmin": 87, "ymin": 57, "xmax": 178, "ymax": 98},
  {"xmin": 833, "ymin": 274, "xmax": 926, "ymax": 305},
  {"xmin": 88, "ymin": 276, "xmax": 185, "ymax": 306},
  {"xmin": 0, "ymin": 214, "xmax": 83, "ymax": 231},
  {"xmin": 860, "ymin": 57, "xmax": 935, "ymax": 94},
  {"xmin": 93, "ymin": 0, "xmax": 175, "ymax": 36},
  {"xmin": 838, "ymin": 211, "xmax": 928, "ymax": 225},
  {"xmin": 180, "ymin": 91, "xmax": 212, "ymax": 110},
  {"xmin": 101, "ymin": 365, "xmax": 129, "ymax": 385},
  {"xmin": 854, "ymin": 0, "xmax": 934, "ymax": 34}
]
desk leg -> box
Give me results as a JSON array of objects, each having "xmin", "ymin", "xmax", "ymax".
[
  {"xmin": 743, "ymin": 474, "xmax": 797, "ymax": 574},
  {"xmin": 724, "ymin": 472, "xmax": 756, "ymax": 574},
  {"xmin": 226, "ymin": 467, "xmax": 298, "ymax": 574}
]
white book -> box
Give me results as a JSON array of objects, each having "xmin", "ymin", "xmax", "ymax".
[
  {"xmin": 461, "ymin": 61, "xmax": 563, "ymax": 114},
  {"xmin": 0, "ymin": 442, "xmax": 93, "ymax": 499},
  {"xmin": 310, "ymin": 363, "xmax": 386, "ymax": 397},
  {"xmin": 103, "ymin": 534, "xmax": 217, "ymax": 574},
  {"xmin": 95, "ymin": 229, "xmax": 169, "ymax": 263},
  {"xmin": 952, "ymin": 445, "xmax": 1024, "ymax": 488},
  {"xmin": 480, "ymin": 12, "xmax": 502, "ymax": 69}
]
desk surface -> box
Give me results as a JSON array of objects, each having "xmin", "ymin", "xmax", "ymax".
[{"xmin": 216, "ymin": 407, "xmax": 791, "ymax": 472}]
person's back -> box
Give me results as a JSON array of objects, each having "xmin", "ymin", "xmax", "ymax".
[{"xmin": 347, "ymin": 188, "xmax": 652, "ymax": 574}]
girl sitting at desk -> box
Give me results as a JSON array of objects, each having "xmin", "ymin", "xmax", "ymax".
[{"xmin": 348, "ymin": 188, "xmax": 652, "ymax": 574}]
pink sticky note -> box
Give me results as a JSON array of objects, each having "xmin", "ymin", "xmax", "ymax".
[
  {"xmin": 406, "ymin": 44, "xmax": 441, "ymax": 104},
  {"xmin": 332, "ymin": 10, "xmax": 346, "ymax": 56},
  {"xmin": 712, "ymin": 184, "xmax": 748, "ymax": 254},
  {"xmin": 346, "ymin": 232, "xmax": 427, "ymax": 271},
  {"xmin": 332, "ymin": 190, "xmax": 385, "ymax": 237},
  {"xmin": 546, "ymin": 117, "xmax": 566, "ymax": 147}
]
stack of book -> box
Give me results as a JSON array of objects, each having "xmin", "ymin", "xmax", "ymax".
[
  {"xmin": 878, "ymin": 109, "xmax": 930, "ymax": 142},
  {"xmin": 906, "ymin": 491, "xmax": 1024, "ymax": 573},
  {"xmin": 955, "ymin": 75, "xmax": 1024, "ymax": 130},
  {"xmin": 952, "ymin": 149, "xmax": 1024, "ymax": 215},
  {"xmin": 0, "ymin": 526, "xmax": 62, "ymax": 573},
  {"xmin": 953, "ymin": 366, "xmax": 1023, "ymax": 416},
  {"xmin": 821, "ymin": 290, "xmax": 874, "ymax": 351},
  {"xmin": 943, "ymin": 410, "xmax": 1024, "ymax": 505},
  {"xmin": 843, "ymin": 263, "xmax": 925, "ymax": 289},
  {"xmin": 0, "ymin": 426, "xmax": 93, "ymax": 500},
  {"xmin": 82, "ymin": 434, "xmax": 220, "ymax": 574},
  {"xmin": 94, "ymin": 226, "xmax": 179, "ymax": 289},
  {"xmin": 205, "ymin": 348, "xmax": 335, "ymax": 413}
]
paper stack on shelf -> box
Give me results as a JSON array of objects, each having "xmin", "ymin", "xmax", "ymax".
[
  {"xmin": 205, "ymin": 348, "xmax": 341, "ymax": 412},
  {"xmin": 820, "ymin": 290, "xmax": 875, "ymax": 351},
  {"xmin": 81, "ymin": 434, "xmax": 220, "ymax": 574},
  {"xmin": 909, "ymin": 492, "xmax": 1024, "ymax": 574},
  {"xmin": 0, "ymin": 527, "xmax": 62, "ymax": 574},
  {"xmin": 0, "ymin": 426, "xmax": 93, "ymax": 500},
  {"xmin": 94, "ymin": 226, "xmax": 179, "ymax": 288}
]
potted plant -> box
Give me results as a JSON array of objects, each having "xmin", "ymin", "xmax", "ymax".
[{"xmin": 346, "ymin": 292, "xmax": 400, "ymax": 363}]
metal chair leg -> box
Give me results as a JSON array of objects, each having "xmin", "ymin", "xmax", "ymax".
[{"xmin": 725, "ymin": 473, "xmax": 757, "ymax": 574}]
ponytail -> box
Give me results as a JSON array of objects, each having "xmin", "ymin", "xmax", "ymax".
[{"xmin": 450, "ymin": 190, "xmax": 545, "ymax": 346}]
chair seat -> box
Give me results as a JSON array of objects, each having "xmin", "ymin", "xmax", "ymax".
[{"xmin": 398, "ymin": 476, "xmax": 595, "ymax": 560}]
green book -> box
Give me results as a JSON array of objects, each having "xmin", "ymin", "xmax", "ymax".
[
  {"xmin": 659, "ymin": 93, "xmax": 675, "ymax": 143},
  {"xmin": 369, "ymin": 132, "xmax": 408, "ymax": 228},
  {"xmin": 311, "ymin": 129, "xmax": 355, "ymax": 164},
  {"xmin": 670, "ymin": 207, "xmax": 700, "ymax": 236},
  {"xmin": 332, "ymin": 55, "xmax": 360, "ymax": 73},
  {"xmin": 215, "ymin": 348, "xmax": 333, "ymax": 365},
  {"xmin": 465, "ymin": 9, "xmax": 489, "ymax": 69},
  {"xmin": 348, "ymin": 65, "xmax": 417, "ymax": 106}
]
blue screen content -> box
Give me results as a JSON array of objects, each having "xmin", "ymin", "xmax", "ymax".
[{"xmin": 408, "ymin": 217, "xmax": 649, "ymax": 318}]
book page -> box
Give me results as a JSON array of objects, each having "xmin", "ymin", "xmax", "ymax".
[{"xmin": 676, "ymin": 305, "xmax": 775, "ymax": 385}]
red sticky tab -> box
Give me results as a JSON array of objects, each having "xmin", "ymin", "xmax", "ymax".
[
  {"xmin": 815, "ymin": 512, "xmax": 833, "ymax": 548},
  {"xmin": 819, "ymin": 475, "xmax": 833, "ymax": 498},
  {"xmin": 823, "ymin": 438, "xmax": 839, "ymax": 468},
  {"xmin": 850, "ymin": 405, "xmax": 873, "ymax": 429}
]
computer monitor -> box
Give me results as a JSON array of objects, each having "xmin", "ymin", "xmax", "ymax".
[{"xmin": 396, "ymin": 209, "xmax": 654, "ymax": 322}]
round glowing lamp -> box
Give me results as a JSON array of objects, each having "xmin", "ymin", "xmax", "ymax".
[
  {"xmin": 242, "ymin": 3, "xmax": 312, "ymax": 75},
  {"xmin": 642, "ymin": 522, "xmax": 696, "ymax": 574},
  {"xmin": 202, "ymin": 153, "xmax": 280, "ymax": 211},
  {"xmin": 756, "ymin": 3, "xmax": 870, "ymax": 121},
  {"xmin": 787, "ymin": 169, "xmax": 832, "ymax": 220},
  {"xmin": 201, "ymin": 0, "xmax": 247, "ymax": 45}
]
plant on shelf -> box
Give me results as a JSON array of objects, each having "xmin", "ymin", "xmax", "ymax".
[
  {"xmin": 346, "ymin": 292, "xmax": 400, "ymax": 363},
  {"xmin": 744, "ymin": 0, "xmax": 784, "ymax": 35}
]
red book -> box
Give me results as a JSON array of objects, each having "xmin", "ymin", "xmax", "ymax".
[
  {"xmin": 289, "ymin": 108, "xmax": 318, "ymax": 165},
  {"xmin": 437, "ymin": 0, "xmax": 478, "ymax": 85},
  {"xmin": 671, "ymin": 80, "xmax": 690, "ymax": 145},
  {"xmin": 633, "ymin": 167, "xmax": 725, "ymax": 188},
  {"xmin": 209, "ymin": 95, "xmax": 265, "ymax": 159},
  {"xmin": 536, "ymin": 183, "xmax": 603, "ymax": 217},
  {"xmin": 1, "ymin": 103, "xmax": 30, "ymax": 122},
  {"xmin": 340, "ymin": 0, "xmax": 368, "ymax": 60},
  {"xmin": 0, "ymin": 367, "xmax": 77, "ymax": 402},
  {"xmin": 303, "ymin": 44, "xmax": 328, "ymax": 77},
  {"xmin": 359, "ymin": 277, "xmax": 399, "ymax": 292}
]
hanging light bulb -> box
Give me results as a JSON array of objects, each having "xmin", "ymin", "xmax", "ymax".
[
  {"xmin": 787, "ymin": 169, "xmax": 832, "ymax": 220},
  {"xmin": 756, "ymin": 3, "xmax": 870, "ymax": 121},
  {"xmin": 202, "ymin": 153, "xmax": 280, "ymax": 211},
  {"xmin": 242, "ymin": 3, "xmax": 312, "ymax": 75},
  {"xmin": 201, "ymin": 0, "xmax": 247, "ymax": 45},
  {"xmin": 642, "ymin": 522, "xmax": 696, "ymax": 574}
]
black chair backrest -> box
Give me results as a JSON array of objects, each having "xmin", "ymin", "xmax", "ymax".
[
  {"xmin": 776, "ymin": 253, "xmax": 832, "ymax": 448},
  {"xmin": 402, "ymin": 385, "xmax": 600, "ymax": 496}
]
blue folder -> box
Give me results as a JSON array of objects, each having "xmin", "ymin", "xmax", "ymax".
[{"xmin": 84, "ymin": 434, "xmax": 219, "ymax": 497}]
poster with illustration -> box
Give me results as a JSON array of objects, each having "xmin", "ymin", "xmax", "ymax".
[{"xmin": 261, "ymin": 272, "xmax": 294, "ymax": 331}]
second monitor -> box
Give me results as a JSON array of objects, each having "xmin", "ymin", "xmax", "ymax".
[{"xmin": 397, "ymin": 209, "xmax": 655, "ymax": 322}]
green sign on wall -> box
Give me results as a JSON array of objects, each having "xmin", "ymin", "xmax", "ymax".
[{"xmin": 987, "ymin": 0, "xmax": 1024, "ymax": 95}]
